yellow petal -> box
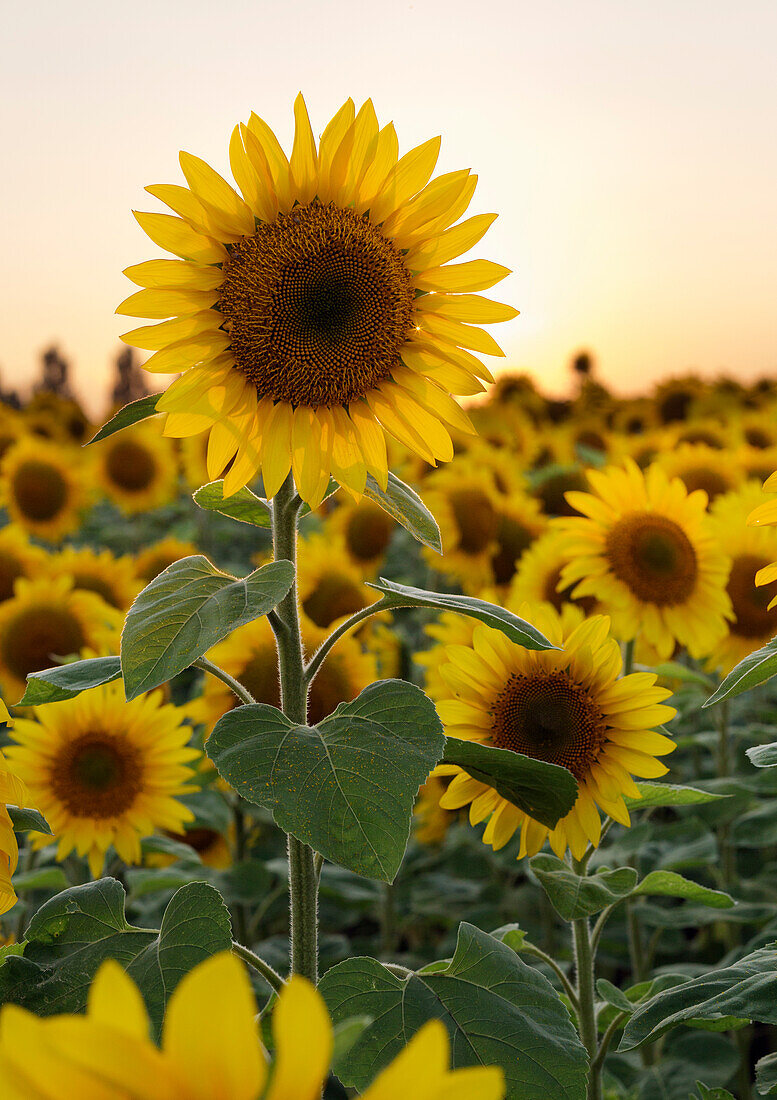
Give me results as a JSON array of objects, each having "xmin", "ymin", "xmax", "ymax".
[
  {"xmin": 179, "ymin": 151, "xmax": 255, "ymax": 236},
  {"xmin": 357, "ymin": 122, "xmax": 399, "ymax": 210},
  {"xmin": 417, "ymin": 293, "xmax": 519, "ymax": 324},
  {"xmin": 370, "ymin": 136, "xmax": 441, "ymax": 225},
  {"xmin": 143, "ymin": 332, "xmax": 231, "ymax": 373},
  {"xmin": 133, "ymin": 211, "xmax": 227, "ymax": 264},
  {"xmin": 228, "ymin": 125, "xmax": 266, "ymax": 221},
  {"xmin": 121, "ymin": 311, "xmax": 222, "ymax": 351},
  {"xmin": 338, "ymin": 99, "xmax": 380, "ymax": 203},
  {"xmin": 292, "ymin": 407, "xmax": 326, "ymax": 504},
  {"xmin": 317, "ymin": 99, "xmax": 355, "ymax": 201},
  {"xmin": 266, "ymin": 977, "xmax": 332, "ymax": 1100},
  {"xmin": 365, "ymin": 389, "xmax": 436, "ymax": 464},
  {"xmin": 363, "ymin": 1020, "xmax": 449, "ymax": 1100},
  {"xmin": 261, "ymin": 402, "xmax": 293, "ymax": 498},
  {"xmin": 329, "ymin": 406, "xmax": 368, "ymax": 495},
  {"xmin": 116, "ymin": 286, "xmax": 219, "ymax": 320},
  {"xmin": 240, "ymin": 124, "xmax": 281, "ymax": 223},
  {"xmin": 123, "ymin": 259, "xmax": 224, "ymax": 291},
  {"xmin": 414, "ymin": 259, "xmax": 511, "ymax": 293},
  {"xmin": 349, "ymin": 402, "xmax": 389, "ymax": 489},
  {"xmin": 247, "ymin": 111, "xmax": 292, "ymax": 210},
  {"xmin": 206, "ymin": 420, "xmax": 242, "ymax": 480},
  {"xmin": 145, "ymin": 183, "xmax": 220, "ymax": 237},
  {"xmin": 418, "ymin": 313, "xmax": 505, "ymax": 357},
  {"xmin": 407, "ymin": 213, "xmax": 497, "ymax": 270},
  {"xmin": 382, "ymin": 170, "xmax": 471, "ymax": 241}
]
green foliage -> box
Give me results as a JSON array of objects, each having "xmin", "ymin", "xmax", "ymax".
[
  {"xmin": 0, "ymin": 879, "xmax": 231, "ymax": 1036},
  {"xmin": 319, "ymin": 922, "xmax": 589, "ymax": 1100},
  {"xmin": 756, "ymin": 1052, "xmax": 777, "ymax": 1095},
  {"xmin": 193, "ymin": 481, "xmax": 271, "ymax": 527},
  {"xmin": 7, "ymin": 807, "xmax": 52, "ymax": 835},
  {"xmin": 746, "ymin": 741, "xmax": 777, "ymax": 767},
  {"xmin": 362, "ymin": 472, "xmax": 442, "ymax": 553},
  {"xmin": 441, "ymin": 738, "xmax": 578, "ymax": 828},
  {"xmin": 704, "ymin": 635, "xmax": 777, "ymax": 707},
  {"xmin": 530, "ymin": 855, "xmax": 637, "ymax": 920},
  {"xmin": 121, "ymin": 555, "xmax": 293, "ymax": 698},
  {"xmin": 366, "ymin": 577, "xmax": 555, "ymax": 649},
  {"xmin": 17, "ymin": 656, "xmax": 122, "ymax": 705},
  {"xmin": 632, "ymin": 871, "xmax": 734, "ymax": 909},
  {"xmin": 87, "ymin": 393, "xmax": 161, "ymax": 443},
  {"xmin": 207, "ymin": 680, "xmax": 445, "ymax": 881},
  {"xmin": 625, "ymin": 782, "xmax": 728, "ymax": 809}
]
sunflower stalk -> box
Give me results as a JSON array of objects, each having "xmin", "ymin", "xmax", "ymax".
[
  {"xmin": 572, "ymin": 856, "xmax": 603, "ymax": 1100},
  {"xmin": 271, "ymin": 473, "xmax": 319, "ymax": 984}
]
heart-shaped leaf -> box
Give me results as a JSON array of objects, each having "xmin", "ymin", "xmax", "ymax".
[
  {"xmin": 319, "ymin": 922, "xmax": 588, "ymax": 1100},
  {"xmin": 18, "ymin": 656, "xmax": 122, "ymax": 706},
  {"xmin": 121, "ymin": 556, "xmax": 294, "ymax": 699},
  {"xmin": 87, "ymin": 393, "xmax": 162, "ymax": 444},
  {"xmin": 367, "ymin": 578, "xmax": 555, "ymax": 650},
  {"xmin": 441, "ymin": 738, "xmax": 577, "ymax": 828},
  {"xmin": 530, "ymin": 854, "xmax": 637, "ymax": 920},
  {"xmin": 206, "ymin": 679, "xmax": 445, "ymax": 881}
]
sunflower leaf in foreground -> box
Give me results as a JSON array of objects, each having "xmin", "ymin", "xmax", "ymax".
[
  {"xmin": 206, "ymin": 680, "xmax": 444, "ymax": 882},
  {"xmin": 86, "ymin": 392, "xmax": 162, "ymax": 445},
  {"xmin": 319, "ymin": 922, "xmax": 588, "ymax": 1100},
  {"xmin": 17, "ymin": 656, "xmax": 122, "ymax": 706},
  {"xmin": 703, "ymin": 635, "xmax": 777, "ymax": 707},
  {"xmin": 192, "ymin": 480, "xmax": 272, "ymax": 528},
  {"xmin": 0, "ymin": 878, "xmax": 231, "ymax": 1036},
  {"xmin": 624, "ymin": 782, "xmax": 729, "ymax": 809},
  {"xmin": 121, "ymin": 556, "xmax": 294, "ymax": 699},
  {"xmin": 362, "ymin": 472, "xmax": 442, "ymax": 554},
  {"xmin": 7, "ymin": 806, "xmax": 52, "ymax": 835},
  {"xmin": 366, "ymin": 577, "xmax": 555, "ymax": 649},
  {"xmin": 441, "ymin": 738, "xmax": 577, "ymax": 828},
  {"xmin": 619, "ymin": 944, "xmax": 777, "ymax": 1051}
]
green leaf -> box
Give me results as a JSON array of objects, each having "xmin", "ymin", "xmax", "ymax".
[
  {"xmin": 619, "ymin": 945, "xmax": 777, "ymax": 1050},
  {"xmin": 18, "ymin": 656, "xmax": 122, "ymax": 706},
  {"xmin": 695, "ymin": 1085, "xmax": 736, "ymax": 1100},
  {"xmin": 12, "ymin": 867, "xmax": 69, "ymax": 892},
  {"xmin": 8, "ymin": 806, "xmax": 52, "ymax": 835},
  {"xmin": 703, "ymin": 635, "xmax": 777, "ymax": 707},
  {"xmin": 0, "ymin": 878, "xmax": 231, "ymax": 1035},
  {"xmin": 366, "ymin": 577, "xmax": 555, "ymax": 650},
  {"xmin": 747, "ymin": 742, "xmax": 777, "ymax": 768},
  {"xmin": 206, "ymin": 680, "xmax": 445, "ymax": 881},
  {"xmin": 319, "ymin": 922, "xmax": 588, "ymax": 1100},
  {"xmin": 650, "ymin": 662, "xmax": 717, "ymax": 690},
  {"xmin": 192, "ymin": 481, "xmax": 271, "ymax": 528},
  {"xmin": 756, "ymin": 1052, "xmax": 777, "ymax": 1095},
  {"xmin": 362, "ymin": 472, "xmax": 441, "ymax": 554},
  {"xmin": 441, "ymin": 738, "xmax": 577, "ymax": 829},
  {"xmin": 731, "ymin": 803, "xmax": 777, "ymax": 846},
  {"xmin": 596, "ymin": 978, "xmax": 634, "ymax": 1014},
  {"xmin": 529, "ymin": 854, "xmax": 637, "ymax": 920},
  {"xmin": 87, "ymin": 393, "xmax": 162, "ymax": 444},
  {"xmin": 121, "ymin": 556, "xmax": 294, "ymax": 699},
  {"xmin": 633, "ymin": 870, "xmax": 734, "ymax": 909},
  {"xmin": 625, "ymin": 782, "xmax": 728, "ymax": 809}
]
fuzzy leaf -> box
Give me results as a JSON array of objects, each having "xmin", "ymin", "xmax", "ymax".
[{"xmin": 18, "ymin": 656, "xmax": 122, "ymax": 706}]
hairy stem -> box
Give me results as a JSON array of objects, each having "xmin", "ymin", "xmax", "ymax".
[
  {"xmin": 231, "ymin": 940, "xmax": 285, "ymax": 994},
  {"xmin": 573, "ymin": 914, "xmax": 602, "ymax": 1100}
]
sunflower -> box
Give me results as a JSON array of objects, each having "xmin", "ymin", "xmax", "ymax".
[
  {"xmin": 0, "ymin": 954, "xmax": 504, "ymax": 1100},
  {"xmin": 558, "ymin": 460, "xmax": 732, "ymax": 660},
  {"xmin": 705, "ymin": 486, "xmax": 777, "ymax": 672},
  {"xmin": 739, "ymin": 444, "xmax": 777, "ymax": 488},
  {"xmin": 0, "ymin": 701, "xmax": 27, "ymax": 917},
  {"xmin": 324, "ymin": 495, "xmax": 397, "ymax": 574},
  {"xmin": 134, "ymin": 537, "xmax": 199, "ymax": 585},
  {"xmin": 530, "ymin": 464, "xmax": 590, "ymax": 518},
  {"xmin": 50, "ymin": 547, "xmax": 141, "ymax": 612},
  {"xmin": 655, "ymin": 442, "xmax": 742, "ymax": 505},
  {"xmin": 653, "ymin": 375, "xmax": 705, "ymax": 425},
  {"xmin": 26, "ymin": 394, "xmax": 92, "ymax": 445},
  {"xmin": 669, "ymin": 417, "xmax": 730, "ymax": 451},
  {"xmin": 0, "ymin": 576, "xmax": 120, "ymax": 705},
  {"xmin": 296, "ymin": 532, "xmax": 377, "ymax": 630},
  {"xmin": 117, "ymin": 94, "xmax": 517, "ymax": 507},
  {"xmin": 96, "ymin": 422, "xmax": 179, "ymax": 513},
  {"xmin": 0, "ymin": 527, "xmax": 47, "ymax": 604},
  {"xmin": 0, "ymin": 438, "xmax": 89, "ymax": 542},
  {"xmin": 431, "ymin": 603, "xmax": 676, "ymax": 860},
  {"xmin": 738, "ymin": 412, "xmax": 777, "ymax": 452},
  {"xmin": 510, "ymin": 527, "xmax": 597, "ymax": 616},
  {"xmin": 7, "ymin": 681, "xmax": 198, "ymax": 878},
  {"xmin": 191, "ymin": 613, "xmax": 377, "ymax": 732},
  {"xmin": 414, "ymin": 776, "xmax": 458, "ymax": 846}
]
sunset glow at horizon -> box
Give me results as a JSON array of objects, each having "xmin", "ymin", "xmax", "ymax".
[{"xmin": 3, "ymin": 0, "xmax": 776, "ymax": 416}]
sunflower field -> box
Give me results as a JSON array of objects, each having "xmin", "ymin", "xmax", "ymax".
[{"xmin": 2, "ymin": 97, "xmax": 777, "ymax": 1100}]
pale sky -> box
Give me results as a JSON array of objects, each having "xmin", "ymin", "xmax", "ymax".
[{"xmin": 2, "ymin": 0, "xmax": 776, "ymax": 415}]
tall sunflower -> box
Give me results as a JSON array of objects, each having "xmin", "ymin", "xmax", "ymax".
[
  {"xmin": 0, "ymin": 953, "xmax": 504, "ymax": 1099},
  {"xmin": 431, "ymin": 603, "xmax": 676, "ymax": 860},
  {"xmin": 0, "ymin": 577, "xmax": 120, "ymax": 704},
  {"xmin": 0, "ymin": 438, "xmax": 89, "ymax": 542},
  {"xmin": 558, "ymin": 460, "xmax": 732, "ymax": 660},
  {"xmin": 118, "ymin": 94, "xmax": 516, "ymax": 506},
  {"xmin": 706, "ymin": 485, "xmax": 777, "ymax": 672},
  {"xmin": 7, "ymin": 681, "xmax": 198, "ymax": 878}
]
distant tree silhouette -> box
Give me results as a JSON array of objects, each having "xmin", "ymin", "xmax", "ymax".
[
  {"xmin": 112, "ymin": 347, "xmax": 149, "ymax": 407},
  {"xmin": 35, "ymin": 345, "xmax": 73, "ymax": 398},
  {"xmin": 572, "ymin": 350, "xmax": 593, "ymax": 378}
]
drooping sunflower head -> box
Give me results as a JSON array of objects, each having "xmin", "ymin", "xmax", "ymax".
[
  {"xmin": 6, "ymin": 681, "xmax": 199, "ymax": 878},
  {"xmin": 97, "ymin": 422, "xmax": 179, "ymax": 513},
  {"xmin": 0, "ymin": 438, "xmax": 89, "ymax": 542},
  {"xmin": 0, "ymin": 576, "xmax": 121, "ymax": 704},
  {"xmin": 49, "ymin": 546, "xmax": 141, "ymax": 612},
  {"xmin": 118, "ymin": 94, "xmax": 518, "ymax": 505},
  {"xmin": 431, "ymin": 602, "xmax": 676, "ymax": 860},
  {"xmin": 558, "ymin": 459, "xmax": 732, "ymax": 660}
]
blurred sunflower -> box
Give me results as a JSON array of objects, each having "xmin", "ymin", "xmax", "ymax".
[
  {"xmin": 0, "ymin": 411, "xmax": 23, "ymax": 463},
  {"xmin": 0, "ymin": 527, "xmax": 47, "ymax": 604},
  {"xmin": 738, "ymin": 411, "xmax": 777, "ymax": 451},
  {"xmin": 559, "ymin": 460, "xmax": 732, "ymax": 660},
  {"xmin": 739, "ymin": 444, "xmax": 777, "ymax": 488},
  {"xmin": 669, "ymin": 418, "xmax": 729, "ymax": 451},
  {"xmin": 706, "ymin": 486, "xmax": 777, "ymax": 672},
  {"xmin": 0, "ymin": 438, "xmax": 89, "ymax": 542},
  {"xmin": 530, "ymin": 464, "xmax": 590, "ymax": 518},
  {"xmin": 296, "ymin": 532, "xmax": 377, "ymax": 630},
  {"xmin": 134, "ymin": 537, "xmax": 199, "ymax": 585},
  {"xmin": 50, "ymin": 547, "xmax": 141, "ymax": 612},
  {"xmin": 164, "ymin": 824, "xmax": 232, "ymax": 869},
  {"xmin": 191, "ymin": 613, "xmax": 377, "ymax": 731},
  {"xmin": 7, "ymin": 681, "xmax": 198, "ymax": 878},
  {"xmin": 324, "ymin": 496, "xmax": 397, "ymax": 574},
  {"xmin": 414, "ymin": 775, "xmax": 459, "ymax": 846},
  {"xmin": 748, "ymin": 469, "xmax": 777, "ymax": 604},
  {"xmin": 656, "ymin": 442, "xmax": 742, "ymax": 504},
  {"xmin": 26, "ymin": 394, "xmax": 92, "ymax": 445},
  {"xmin": 118, "ymin": 94, "xmax": 517, "ymax": 506},
  {"xmin": 97, "ymin": 423, "xmax": 178, "ymax": 513},
  {"xmin": 653, "ymin": 375, "xmax": 704, "ymax": 425},
  {"xmin": 510, "ymin": 527, "xmax": 597, "ymax": 615},
  {"xmin": 0, "ymin": 577, "xmax": 120, "ymax": 704},
  {"xmin": 0, "ymin": 700, "xmax": 27, "ymax": 917},
  {"xmin": 431, "ymin": 603, "xmax": 676, "ymax": 860},
  {"xmin": 0, "ymin": 953, "xmax": 504, "ymax": 1100}
]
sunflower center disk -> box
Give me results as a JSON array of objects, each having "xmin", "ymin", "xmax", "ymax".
[
  {"xmin": 302, "ymin": 573, "xmax": 367, "ymax": 629},
  {"xmin": 449, "ymin": 488, "xmax": 498, "ymax": 554},
  {"xmin": 52, "ymin": 734, "xmax": 143, "ymax": 818},
  {"xmin": 491, "ymin": 671, "xmax": 607, "ymax": 780},
  {"xmin": 345, "ymin": 504, "xmax": 395, "ymax": 562},
  {"xmin": 13, "ymin": 461, "xmax": 67, "ymax": 521},
  {"xmin": 3, "ymin": 607, "xmax": 86, "ymax": 683},
  {"xmin": 219, "ymin": 202, "xmax": 415, "ymax": 408},
  {"xmin": 727, "ymin": 553, "xmax": 777, "ymax": 638},
  {"xmin": 106, "ymin": 440, "xmax": 157, "ymax": 491},
  {"xmin": 605, "ymin": 512, "xmax": 698, "ymax": 605}
]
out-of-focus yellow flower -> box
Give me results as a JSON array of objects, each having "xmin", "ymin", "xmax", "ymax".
[
  {"xmin": 49, "ymin": 546, "xmax": 141, "ymax": 612},
  {"xmin": 0, "ymin": 438, "xmax": 90, "ymax": 542},
  {"xmin": 96, "ymin": 423, "xmax": 179, "ymax": 513}
]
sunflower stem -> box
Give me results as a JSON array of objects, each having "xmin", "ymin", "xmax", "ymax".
[
  {"xmin": 231, "ymin": 940, "xmax": 285, "ymax": 994},
  {"xmin": 572, "ymin": 856, "xmax": 602, "ymax": 1100},
  {"xmin": 272, "ymin": 473, "xmax": 319, "ymax": 984},
  {"xmin": 304, "ymin": 599, "xmax": 391, "ymax": 685},
  {"xmin": 194, "ymin": 657, "xmax": 256, "ymax": 706}
]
